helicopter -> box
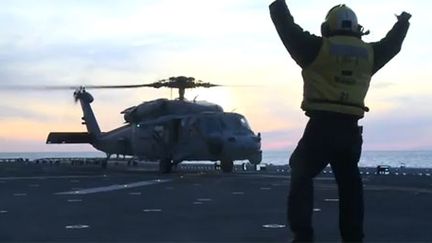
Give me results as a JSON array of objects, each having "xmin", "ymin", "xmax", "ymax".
[{"xmin": 45, "ymin": 76, "xmax": 262, "ymax": 173}]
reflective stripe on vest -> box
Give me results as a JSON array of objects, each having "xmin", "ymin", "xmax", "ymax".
[{"xmin": 301, "ymin": 36, "xmax": 374, "ymax": 116}]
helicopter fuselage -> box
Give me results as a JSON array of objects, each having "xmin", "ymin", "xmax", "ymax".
[
  {"xmin": 47, "ymin": 88, "xmax": 262, "ymax": 173},
  {"xmin": 92, "ymin": 112, "xmax": 261, "ymax": 165}
]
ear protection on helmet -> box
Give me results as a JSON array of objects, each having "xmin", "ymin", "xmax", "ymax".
[{"xmin": 321, "ymin": 21, "xmax": 331, "ymax": 37}]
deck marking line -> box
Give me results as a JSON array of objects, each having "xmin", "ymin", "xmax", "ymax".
[
  {"xmin": 65, "ymin": 225, "xmax": 90, "ymax": 229},
  {"xmin": 67, "ymin": 199, "xmax": 83, "ymax": 202},
  {"xmin": 55, "ymin": 179, "xmax": 172, "ymax": 195},
  {"xmin": 324, "ymin": 198, "xmax": 339, "ymax": 202},
  {"xmin": 232, "ymin": 192, "xmax": 245, "ymax": 195},
  {"xmin": 197, "ymin": 198, "xmax": 212, "ymax": 202},
  {"xmin": 129, "ymin": 192, "xmax": 142, "ymax": 195},
  {"xmin": 143, "ymin": 209, "xmax": 162, "ymax": 212},
  {"xmin": 262, "ymin": 224, "xmax": 286, "ymax": 229}
]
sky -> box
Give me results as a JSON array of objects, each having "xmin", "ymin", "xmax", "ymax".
[{"xmin": 0, "ymin": 0, "xmax": 431, "ymax": 152}]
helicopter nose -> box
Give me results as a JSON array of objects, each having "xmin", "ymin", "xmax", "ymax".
[
  {"xmin": 225, "ymin": 134, "xmax": 261, "ymax": 154},
  {"xmin": 227, "ymin": 136, "xmax": 258, "ymax": 146}
]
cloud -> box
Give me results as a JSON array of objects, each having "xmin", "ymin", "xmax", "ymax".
[
  {"xmin": 0, "ymin": 137, "xmax": 94, "ymax": 152},
  {"xmin": 0, "ymin": 104, "xmax": 52, "ymax": 121},
  {"xmin": 0, "ymin": 0, "xmax": 431, "ymax": 152},
  {"xmin": 260, "ymin": 128, "xmax": 303, "ymax": 151}
]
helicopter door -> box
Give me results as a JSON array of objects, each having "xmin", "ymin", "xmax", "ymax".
[
  {"xmin": 178, "ymin": 117, "xmax": 195, "ymax": 142},
  {"xmin": 172, "ymin": 119, "xmax": 181, "ymax": 143},
  {"xmin": 160, "ymin": 119, "xmax": 181, "ymax": 151},
  {"xmin": 152, "ymin": 125, "xmax": 170, "ymax": 156},
  {"xmin": 152, "ymin": 121, "xmax": 182, "ymax": 158}
]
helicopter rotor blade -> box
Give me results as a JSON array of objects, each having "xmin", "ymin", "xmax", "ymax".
[
  {"xmin": 0, "ymin": 82, "xmax": 257, "ymax": 92},
  {"xmin": 0, "ymin": 76, "xmax": 253, "ymax": 94},
  {"xmin": 79, "ymin": 84, "xmax": 156, "ymax": 89},
  {"xmin": 0, "ymin": 85, "xmax": 79, "ymax": 91},
  {"xmin": 0, "ymin": 83, "xmax": 157, "ymax": 91}
]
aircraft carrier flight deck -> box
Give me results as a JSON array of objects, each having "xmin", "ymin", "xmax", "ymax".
[{"xmin": 1, "ymin": 158, "xmax": 431, "ymax": 242}]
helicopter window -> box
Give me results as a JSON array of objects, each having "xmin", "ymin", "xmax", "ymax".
[
  {"xmin": 154, "ymin": 126, "xmax": 164, "ymax": 132},
  {"xmin": 199, "ymin": 117, "xmax": 223, "ymax": 133},
  {"xmin": 221, "ymin": 115, "xmax": 251, "ymax": 131},
  {"xmin": 240, "ymin": 117, "xmax": 251, "ymax": 129}
]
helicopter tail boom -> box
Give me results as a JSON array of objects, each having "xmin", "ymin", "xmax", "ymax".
[
  {"xmin": 46, "ymin": 132, "xmax": 92, "ymax": 144},
  {"xmin": 74, "ymin": 88, "xmax": 101, "ymax": 136}
]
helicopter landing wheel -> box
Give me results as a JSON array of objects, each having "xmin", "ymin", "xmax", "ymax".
[
  {"xmin": 159, "ymin": 159, "xmax": 173, "ymax": 174},
  {"xmin": 220, "ymin": 159, "xmax": 233, "ymax": 173},
  {"xmin": 101, "ymin": 154, "xmax": 111, "ymax": 169}
]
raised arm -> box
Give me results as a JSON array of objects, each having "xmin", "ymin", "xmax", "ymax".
[
  {"xmin": 269, "ymin": 0, "xmax": 322, "ymax": 68},
  {"xmin": 371, "ymin": 12, "xmax": 411, "ymax": 74}
]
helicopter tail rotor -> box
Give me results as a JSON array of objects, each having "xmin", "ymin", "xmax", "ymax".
[
  {"xmin": 73, "ymin": 86, "xmax": 95, "ymax": 104},
  {"xmin": 73, "ymin": 88, "xmax": 81, "ymax": 103}
]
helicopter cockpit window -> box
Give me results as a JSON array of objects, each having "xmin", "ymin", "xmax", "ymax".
[
  {"xmin": 240, "ymin": 117, "xmax": 251, "ymax": 130},
  {"xmin": 153, "ymin": 125, "xmax": 165, "ymax": 138},
  {"xmin": 199, "ymin": 117, "xmax": 223, "ymax": 133},
  {"xmin": 222, "ymin": 115, "xmax": 251, "ymax": 132}
]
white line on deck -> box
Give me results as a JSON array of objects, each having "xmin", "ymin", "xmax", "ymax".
[
  {"xmin": 143, "ymin": 209, "xmax": 162, "ymax": 212},
  {"xmin": 129, "ymin": 192, "xmax": 142, "ymax": 195},
  {"xmin": 262, "ymin": 224, "xmax": 286, "ymax": 229},
  {"xmin": 197, "ymin": 198, "xmax": 212, "ymax": 202},
  {"xmin": 324, "ymin": 198, "xmax": 339, "ymax": 202},
  {"xmin": 232, "ymin": 192, "xmax": 245, "ymax": 195},
  {"xmin": 65, "ymin": 225, "xmax": 90, "ymax": 229},
  {"xmin": 55, "ymin": 179, "xmax": 173, "ymax": 195},
  {"xmin": 67, "ymin": 199, "xmax": 83, "ymax": 202}
]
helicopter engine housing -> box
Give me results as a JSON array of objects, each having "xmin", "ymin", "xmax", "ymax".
[{"xmin": 121, "ymin": 99, "xmax": 223, "ymax": 123}]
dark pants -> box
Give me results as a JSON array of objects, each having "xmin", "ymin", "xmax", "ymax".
[{"xmin": 288, "ymin": 114, "xmax": 364, "ymax": 242}]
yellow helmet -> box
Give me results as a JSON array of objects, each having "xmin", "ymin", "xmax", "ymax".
[{"xmin": 321, "ymin": 4, "xmax": 359, "ymax": 37}]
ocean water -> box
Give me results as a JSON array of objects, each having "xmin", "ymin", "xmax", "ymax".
[
  {"xmin": 263, "ymin": 150, "xmax": 432, "ymax": 168},
  {"xmin": 1, "ymin": 150, "xmax": 432, "ymax": 168}
]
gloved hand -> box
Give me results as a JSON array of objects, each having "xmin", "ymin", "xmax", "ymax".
[{"xmin": 397, "ymin": 11, "xmax": 411, "ymax": 22}]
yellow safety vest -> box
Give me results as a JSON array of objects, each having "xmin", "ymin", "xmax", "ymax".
[{"xmin": 301, "ymin": 36, "xmax": 374, "ymax": 116}]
